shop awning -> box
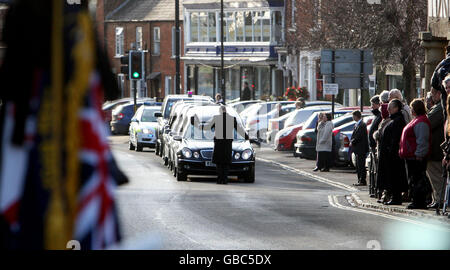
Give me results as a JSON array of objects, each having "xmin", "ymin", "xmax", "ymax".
[
  {"xmin": 147, "ymin": 72, "xmax": 161, "ymax": 80},
  {"xmin": 181, "ymin": 56, "xmax": 275, "ymax": 65}
]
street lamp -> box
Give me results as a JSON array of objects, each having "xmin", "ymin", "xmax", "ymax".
[{"xmin": 220, "ymin": 0, "xmax": 225, "ymax": 102}]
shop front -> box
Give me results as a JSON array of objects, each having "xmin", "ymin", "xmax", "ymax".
[{"xmin": 182, "ymin": 0, "xmax": 285, "ymax": 101}]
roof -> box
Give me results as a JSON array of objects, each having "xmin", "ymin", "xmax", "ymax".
[{"xmin": 106, "ymin": 0, "xmax": 184, "ymax": 22}]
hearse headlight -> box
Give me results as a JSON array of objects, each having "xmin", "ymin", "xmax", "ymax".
[
  {"xmin": 193, "ymin": 151, "xmax": 200, "ymax": 159},
  {"xmin": 182, "ymin": 148, "xmax": 192, "ymax": 158},
  {"xmin": 234, "ymin": 152, "xmax": 241, "ymax": 160},
  {"xmin": 242, "ymin": 149, "xmax": 252, "ymax": 160}
]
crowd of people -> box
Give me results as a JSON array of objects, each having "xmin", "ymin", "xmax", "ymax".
[
  {"xmin": 310, "ymin": 72, "xmax": 450, "ymax": 212},
  {"xmin": 352, "ymin": 81, "xmax": 450, "ymax": 210}
]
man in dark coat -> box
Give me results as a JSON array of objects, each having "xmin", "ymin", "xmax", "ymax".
[
  {"xmin": 204, "ymin": 105, "xmax": 248, "ymax": 184},
  {"xmin": 241, "ymin": 82, "xmax": 251, "ymax": 101},
  {"xmin": 369, "ymin": 96, "xmax": 382, "ymax": 151},
  {"xmin": 426, "ymin": 87, "xmax": 445, "ymax": 208},
  {"xmin": 368, "ymin": 95, "xmax": 382, "ymax": 196},
  {"xmin": 350, "ymin": 111, "xmax": 369, "ymax": 186},
  {"xmin": 382, "ymin": 99, "xmax": 408, "ymax": 205}
]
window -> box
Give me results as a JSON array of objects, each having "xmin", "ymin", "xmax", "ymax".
[
  {"xmin": 115, "ymin": 27, "xmax": 124, "ymax": 56},
  {"xmin": 235, "ymin": 12, "xmax": 244, "ymax": 42},
  {"xmin": 136, "ymin": 27, "xmax": 143, "ymax": 50},
  {"xmin": 190, "ymin": 13, "xmax": 199, "ymax": 42},
  {"xmin": 153, "ymin": 27, "xmax": 160, "ymax": 55},
  {"xmin": 244, "ymin": 12, "xmax": 253, "ymax": 42},
  {"xmin": 199, "ymin": 12, "xmax": 208, "ymax": 42},
  {"xmin": 253, "ymin": 12, "xmax": 262, "ymax": 42},
  {"xmin": 261, "ymin": 11, "xmax": 271, "ymax": 42},
  {"xmin": 225, "ymin": 12, "xmax": 236, "ymax": 42},
  {"xmin": 291, "ymin": 0, "xmax": 296, "ymax": 28},
  {"xmin": 272, "ymin": 11, "xmax": 283, "ymax": 43},
  {"xmin": 208, "ymin": 12, "xmax": 217, "ymax": 42}
]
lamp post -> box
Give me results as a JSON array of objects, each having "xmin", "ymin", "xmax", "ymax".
[{"xmin": 220, "ymin": 0, "xmax": 225, "ymax": 102}]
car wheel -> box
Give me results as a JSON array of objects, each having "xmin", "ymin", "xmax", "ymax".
[
  {"xmin": 128, "ymin": 139, "xmax": 135, "ymax": 150},
  {"xmin": 176, "ymin": 170, "xmax": 187, "ymax": 182},
  {"xmin": 244, "ymin": 166, "xmax": 255, "ymax": 183}
]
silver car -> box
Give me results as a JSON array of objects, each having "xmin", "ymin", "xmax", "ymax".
[{"xmin": 128, "ymin": 105, "xmax": 161, "ymax": 151}]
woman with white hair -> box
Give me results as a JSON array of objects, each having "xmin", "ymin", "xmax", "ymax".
[
  {"xmin": 380, "ymin": 90, "xmax": 390, "ymax": 104},
  {"xmin": 389, "ymin": 89, "xmax": 412, "ymax": 123}
]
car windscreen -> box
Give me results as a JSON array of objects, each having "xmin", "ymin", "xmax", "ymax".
[
  {"xmin": 184, "ymin": 124, "xmax": 246, "ymax": 141},
  {"xmin": 164, "ymin": 98, "xmax": 208, "ymax": 119},
  {"xmin": 141, "ymin": 109, "xmax": 158, "ymax": 122},
  {"xmin": 286, "ymin": 110, "xmax": 316, "ymax": 126},
  {"xmin": 303, "ymin": 113, "xmax": 319, "ymax": 129},
  {"xmin": 332, "ymin": 115, "xmax": 353, "ymax": 128}
]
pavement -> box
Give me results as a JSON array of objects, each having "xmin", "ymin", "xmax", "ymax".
[{"xmin": 253, "ymin": 143, "xmax": 450, "ymax": 224}]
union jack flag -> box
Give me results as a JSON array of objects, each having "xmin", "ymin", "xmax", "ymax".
[{"xmin": 0, "ymin": 0, "xmax": 127, "ymax": 249}]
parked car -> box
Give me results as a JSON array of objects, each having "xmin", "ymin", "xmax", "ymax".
[
  {"xmin": 240, "ymin": 101, "xmax": 294, "ymax": 126},
  {"xmin": 293, "ymin": 111, "xmax": 370, "ymax": 159},
  {"xmin": 103, "ymin": 97, "xmax": 156, "ymax": 126},
  {"xmin": 169, "ymin": 105, "xmax": 255, "ymax": 183},
  {"xmin": 163, "ymin": 102, "xmax": 197, "ymax": 167},
  {"xmin": 271, "ymin": 106, "xmax": 334, "ymax": 150},
  {"xmin": 266, "ymin": 111, "xmax": 296, "ymax": 144},
  {"xmin": 128, "ymin": 105, "xmax": 161, "ymax": 151},
  {"xmin": 246, "ymin": 103, "xmax": 298, "ymax": 141},
  {"xmin": 110, "ymin": 101, "xmax": 149, "ymax": 135},
  {"xmin": 229, "ymin": 100, "xmax": 261, "ymax": 114},
  {"xmin": 154, "ymin": 94, "xmax": 214, "ymax": 157}
]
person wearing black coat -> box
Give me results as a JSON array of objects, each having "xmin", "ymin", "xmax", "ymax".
[
  {"xmin": 381, "ymin": 99, "xmax": 408, "ymax": 205},
  {"xmin": 241, "ymin": 82, "xmax": 251, "ymax": 101},
  {"xmin": 350, "ymin": 111, "xmax": 369, "ymax": 186},
  {"xmin": 203, "ymin": 105, "xmax": 248, "ymax": 184}
]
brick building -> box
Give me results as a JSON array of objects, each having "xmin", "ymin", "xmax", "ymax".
[{"xmin": 103, "ymin": 0, "xmax": 184, "ymax": 99}]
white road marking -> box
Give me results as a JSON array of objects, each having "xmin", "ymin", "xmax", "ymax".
[
  {"xmin": 257, "ymin": 157, "xmax": 358, "ymax": 192},
  {"xmin": 328, "ymin": 195, "xmax": 450, "ymax": 232}
]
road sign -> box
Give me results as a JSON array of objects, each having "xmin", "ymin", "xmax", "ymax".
[
  {"xmin": 323, "ymin": 83, "xmax": 339, "ymax": 95},
  {"xmin": 320, "ymin": 49, "xmax": 373, "ymax": 75}
]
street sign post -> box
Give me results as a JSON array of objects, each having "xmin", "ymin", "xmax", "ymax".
[
  {"xmin": 323, "ymin": 83, "xmax": 339, "ymax": 95},
  {"xmin": 321, "ymin": 49, "xmax": 373, "ymax": 112}
]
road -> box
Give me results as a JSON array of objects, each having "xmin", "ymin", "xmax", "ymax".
[{"xmin": 109, "ymin": 136, "xmax": 450, "ymax": 250}]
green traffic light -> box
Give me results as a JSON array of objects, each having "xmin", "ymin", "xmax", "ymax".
[{"xmin": 133, "ymin": 72, "xmax": 140, "ymax": 78}]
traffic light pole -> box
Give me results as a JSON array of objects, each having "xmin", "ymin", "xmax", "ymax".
[{"xmin": 132, "ymin": 79, "xmax": 137, "ymax": 113}]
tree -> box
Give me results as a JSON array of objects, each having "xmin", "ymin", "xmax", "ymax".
[{"xmin": 290, "ymin": 0, "xmax": 427, "ymax": 101}]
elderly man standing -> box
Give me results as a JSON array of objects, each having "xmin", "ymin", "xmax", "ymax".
[
  {"xmin": 426, "ymin": 88, "xmax": 445, "ymax": 209},
  {"xmin": 351, "ymin": 110, "xmax": 369, "ymax": 186}
]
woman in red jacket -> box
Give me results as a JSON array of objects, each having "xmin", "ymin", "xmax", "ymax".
[{"xmin": 399, "ymin": 99, "xmax": 432, "ymax": 209}]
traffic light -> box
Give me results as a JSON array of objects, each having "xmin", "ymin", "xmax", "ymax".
[
  {"xmin": 130, "ymin": 51, "xmax": 143, "ymax": 80},
  {"xmin": 120, "ymin": 53, "xmax": 129, "ymax": 79}
]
